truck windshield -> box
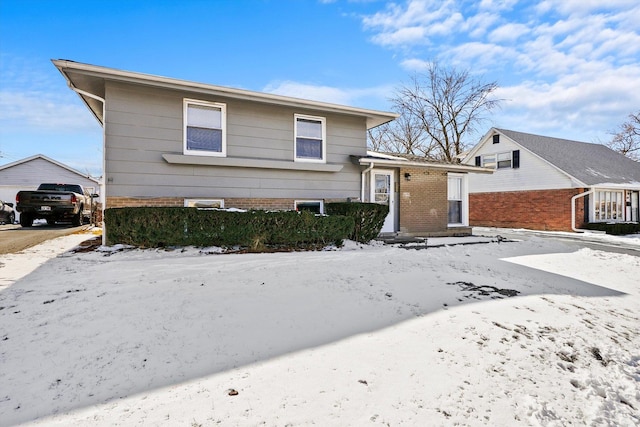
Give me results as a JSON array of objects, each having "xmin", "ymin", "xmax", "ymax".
[{"xmin": 38, "ymin": 184, "xmax": 82, "ymax": 193}]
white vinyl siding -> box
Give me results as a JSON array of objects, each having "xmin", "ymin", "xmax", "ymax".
[
  {"xmin": 184, "ymin": 99, "xmax": 226, "ymax": 157},
  {"xmin": 294, "ymin": 114, "xmax": 326, "ymax": 163},
  {"xmin": 466, "ymin": 135, "xmax": 573, "ymax": 193}
]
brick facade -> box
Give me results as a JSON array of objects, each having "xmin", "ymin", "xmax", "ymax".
[
  {"xmin": 398, "ymin": 167, "xmax": 450, "ymax": 234},
  {"xmin": 469, "ymin": 188, "xmax": 588, "ymax": 231},
  {"xmin": 106, "ymin": 197, "xmax": 347, "ymax": 211}
]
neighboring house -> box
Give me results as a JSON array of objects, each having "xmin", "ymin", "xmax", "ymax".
[
  {"xmin": 462, "ymin": 128, "xmax": 640, "ymax": 231},
  {"xmin": 54, "ymin": 60, "xmax": 490, "ymax": 240},
  {"xmin": 0, "ymin": 154, "xmax": 101, "ymax": 222}
]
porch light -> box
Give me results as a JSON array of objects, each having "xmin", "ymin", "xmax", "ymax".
[{"xmin": 404, "ymin": 172, "xmax": 411, "ymax": 181}]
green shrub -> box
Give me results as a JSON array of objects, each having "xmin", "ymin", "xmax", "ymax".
[
  {"xmin": 104, "ymin": 207, "xmax": 354, "ymax": 250},
  {"xmin": 584, "ymin": 222, "xmax": 640, "ymax": 235},
  {"xmin": 325, "ymin": 202, "xmax": 388, "ymax": 243}
]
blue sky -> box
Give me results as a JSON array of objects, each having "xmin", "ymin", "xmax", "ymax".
[{"xmin": 1, "ymin": 0, "xmax": 639, "ymax": 177}]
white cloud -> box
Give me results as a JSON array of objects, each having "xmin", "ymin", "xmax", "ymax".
[
  {"xmin": 362, "ymin": 0, "xmax": 459, "ymax": 46},
  {"xmin": 262, "ymin": 81, "xmax": 395, "ymax": 109},
  {"xmin": 494, "ymin": 64, "xmax": 640, "ymax": 140},
  {"xmin": 0, "ymin": 91, "xmax": 98, "ymax": 133},
  {"xmin": 488, "ymin": 23, "xmax": 530, "ymax": 43}
]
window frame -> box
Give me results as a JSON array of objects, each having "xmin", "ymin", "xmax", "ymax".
[
  {"xmin": 496, "ymin": 152, "xmax": 512, "ymax": 169},
  {"xmin": 447, "ymin": 173, "xmax": 468, "ymax": 227},
  {"xmin": 482, "ymin": 151, "xmax": 514, "ymax": 169},
  {"xmin": 294, "ymin": 114, "xmax": 326, "ymax": 163},
  {"xmin": 183, "ymin": 98, "xmax": 227, "ymax": 157},
  {"xmin": 592, "ymin": 190, "xmax": 623, "ymax": 222},
  {"xmin": 184, "ymin": 199, "xmax": 224, "ymax": 210},
  {"xmin": 294, "ymin": 200, "xmax": 324, "ymax": 214}
]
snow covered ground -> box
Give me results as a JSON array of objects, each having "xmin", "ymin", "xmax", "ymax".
[{"xmin": 0, "ymin": 229, "xmax": 639, "ymax": 426}]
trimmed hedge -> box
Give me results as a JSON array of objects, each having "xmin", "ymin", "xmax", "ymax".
[
  {"xmin": 325, "ymin": 202, "xmax": 388, "ymax": 243},
  {"xmin": 104, "ymin": 207, "xmax": 354, "ymax": 250},
  {"xmin": 584, "ymin": 222, "xmax": 640, "ymax": 235}
]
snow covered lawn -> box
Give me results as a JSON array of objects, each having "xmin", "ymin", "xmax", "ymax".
[{"xmin": 1, "ymin": 231, "xmax": 639, "ymax": 426}]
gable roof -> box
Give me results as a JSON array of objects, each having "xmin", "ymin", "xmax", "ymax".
[
  {"xmin": 52, "ymin": 59, "xmax": 399, "ymax": 130},
  {"xmin": 479, "ymin": 128, "xmax": 640, "ymax": 186},
  {"xmin": 0, "ymin": 154, "xmax": 101, "ymax": 184}
]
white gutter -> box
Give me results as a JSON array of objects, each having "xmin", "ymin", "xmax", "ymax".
[
  {"xmin": 571, "ymin": 189, "xmax": 594, "ymax": 232},
  {"xmin": 358, "ymin": 157, "xmax": 493, "ymax": 174},
  {"xmin": 361, "ymin": 163, "xmax": 374, "ymax": 202},
  {"xmin": 62, "ymin": 80, "xmax": 108, "ymax": 245}
]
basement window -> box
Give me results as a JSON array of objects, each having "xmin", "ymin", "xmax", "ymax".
[
  {"xmin": 184, "ymin": 199, "xmax": 224, "ymax": 209},
  {"xmin": 295, "ymin": 200, "xmax": 323, "ymax": 214}
]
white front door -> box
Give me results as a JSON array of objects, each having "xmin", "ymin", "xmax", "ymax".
[{"xmin": 370, "ymin": 169, "xmax": 395, "ymax": 233}]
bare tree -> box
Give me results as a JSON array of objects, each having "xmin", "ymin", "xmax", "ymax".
[
  {"xmin": 384, "ymin": 62, "xmax": 500, "ymax": 162},
  {"xmin": 368, "ymin": 103, "xmax": 436, "ymax": 157},
  {"xmin": 608, "ymin": 111, "xmax": 640, "ymax": 161}
]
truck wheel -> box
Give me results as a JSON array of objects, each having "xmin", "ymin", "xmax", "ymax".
[
  {"xmin": 20, "ymin": 214, "xmax": 33, "ymax": 227},
  {"xmin": 9, "ymin": 212, "xmax": 15, "ymax": 224},
  {"xmin": 72, "ymin": 211, "xmax": 83, "ymax": 226}
]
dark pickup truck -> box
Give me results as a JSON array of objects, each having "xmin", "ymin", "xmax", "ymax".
[{"xmin": 16, "ymin": 183, "xmax": 99, "ymax": 227}]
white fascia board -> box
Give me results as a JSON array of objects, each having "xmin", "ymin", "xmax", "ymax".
[
  {"xmin": 357, "ymin": 157, "xmax": 494, "ymax": 174},
  {"xmin": 52, "ymin": 60, "xmax": 398, "ymax": 129}
]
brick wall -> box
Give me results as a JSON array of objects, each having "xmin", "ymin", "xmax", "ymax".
[
  {"xmin": 469, "ymin": 188, "xmax": 588, "ymax": 231},
  {"xmin": 106, "ymin": 197, "xmax": 346, "ymax": 211},
  {"xmin": 398, "ymin": 167, "xmax": 449, "ymax": 233}
]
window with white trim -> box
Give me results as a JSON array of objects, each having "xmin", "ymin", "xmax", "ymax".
[
  {"xmin": 481, "ymin": 151, "xmax": 519, "ymax": 169},
  {"xmin": 294, "ymin": 114, "xmax": 326, "ymax": 162},
  {"xmin": 481, "ymin": 154, "xmax": 496, "ymax": 168},
  {"xmin": 184, "ymin": 99, "xmax": 226, "ymax": 156},
  {"xmin": 497, "ymin": 152, "xmax": 512, "ymax": 169},
  {"xmin": 295, "ymin": 200, "xmax": 324, "ymax": 214},
  {"xmin": 448, "ymin": 175, "xmax": 464, "ymax": 225},
  {"xmin": 593, "ymin": 191, "xmax": 623, "ymax": 221},
  {"xmin": 184, "ymin": 199, "xmax": 224, "ymax": 209}
]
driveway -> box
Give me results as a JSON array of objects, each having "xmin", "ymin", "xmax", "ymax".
[{"xmin": 0, "ymin": 222, "xmax": 94, "ymax": 255}]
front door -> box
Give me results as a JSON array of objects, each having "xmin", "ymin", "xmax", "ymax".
[{"xmin": 371, "ymin": 169, "xmax": 395, "ymax": 233}]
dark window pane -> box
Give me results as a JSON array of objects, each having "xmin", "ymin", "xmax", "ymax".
[
  {"xmin": 296, "ymin": 202, "xmax": 321, "ymax": 214},
  {"xmin": 296, "ymin": 137, "xmax": 322, "ymax": 159},
  {"xmin": 187, "ymin": 127, "xmax": 222, "ymax": 152},
  {"xmin": 448, "ymin": 200, "xmax": 462, "ymax": 224}
]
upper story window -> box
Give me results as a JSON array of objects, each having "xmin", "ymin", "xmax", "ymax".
[
  {"xmin": 184, "ymin": 99, "xmax": 226, "ymax": 156},
  {"xmin": 294, "ymin": 114, "xmax": 326, "ymax": 163},
  {"xmin": 479, "ymin": 150, "xmax": 520, "ymax": 170},
  {"xmin": 481, "ymin": 154, "xmax": 496, "ymax": 168},
  {"xmin": 497, "ymin": 152, "xmax": 512, "ymax": 169}
]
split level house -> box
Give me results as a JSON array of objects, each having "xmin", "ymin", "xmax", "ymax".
[
  {"xmin": 462, "ymin": 128, "xmax": 640, "ymax": 231},
  {"xmin": 54, "ymin": 60, "xmax": 491, "ymax": 241}
]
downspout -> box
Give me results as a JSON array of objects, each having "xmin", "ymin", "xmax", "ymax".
[
  {"xmin": 64, "ymin": 81, "xmax": 107, "ymax": 245},
  {"xmin": 571, "ymin": 189, "xmax": 594, "ymax": 232},
  {"xmin": 361, "ymin": 162, "xmax": 374, "ymax": 202}
]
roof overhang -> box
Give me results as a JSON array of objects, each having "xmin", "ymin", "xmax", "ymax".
[
  {"xmin": 354, "ymin": 156, "xmax": 494, "ymax": 174},
  {"xmin": 52, "ymin": 59, "xmax": 399, "ymax": 129}
]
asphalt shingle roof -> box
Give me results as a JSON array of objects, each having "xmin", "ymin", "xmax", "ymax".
[{"xmin": 497, "ymin": 128, "xmax": 640, "ymax": 186}]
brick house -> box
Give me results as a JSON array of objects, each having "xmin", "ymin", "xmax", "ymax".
[
  {"xmin": 462, "ymin": 128, "xmax": 640, "ymax": 231},
  {"xmin": 354, "ymin": 152, "xmax": 493, "ymax": 236},
  {"xmin": 54, "ymin": 60, "xmax": 490, "ymax": 241}
]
